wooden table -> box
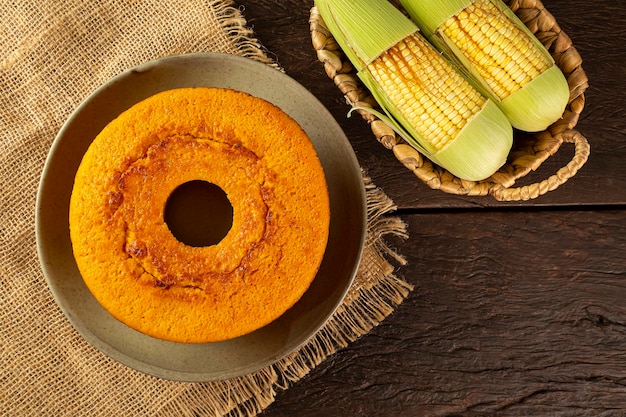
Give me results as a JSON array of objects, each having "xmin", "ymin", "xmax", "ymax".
[{"xmin": 236, "ymin": 1, "xmax": 626, "ymax": 415}]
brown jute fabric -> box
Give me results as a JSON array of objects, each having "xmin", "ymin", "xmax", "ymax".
[{"xmin": 0, "ymin": 0, "xmax": 412, "ymax": 415}]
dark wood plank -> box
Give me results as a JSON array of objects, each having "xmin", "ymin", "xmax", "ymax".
[
  {"xmin": 234, "ymin": 1, "xmax": 626, "ymax": 415},
  {"xmin": 261, "ymin": 208, "xmax": 626, "ymax": 416},
  {"xmin": 237, "ymin": 0, "xmax": 626, "ymax": 209}
]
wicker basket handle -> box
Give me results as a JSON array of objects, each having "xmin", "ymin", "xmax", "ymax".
[
  {"xmin": 489, "ymin": 129, "xmax": 590, "ymax": 201},
  {"xmin": 378, "ymin": 124, "xmax": 589, "ymax": 202}
]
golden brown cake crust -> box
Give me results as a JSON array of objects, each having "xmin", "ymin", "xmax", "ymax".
[{"xmin": 69, "ymin": 87, "xmax": 330, "ymax": 343}]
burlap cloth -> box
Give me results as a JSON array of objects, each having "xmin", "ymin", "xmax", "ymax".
[{"xmin": 0, "ymin": 0, "xmax": 412, "ymax": 415}]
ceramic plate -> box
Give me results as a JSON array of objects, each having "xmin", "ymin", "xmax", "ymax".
[{"xmin": 35, "ymin": 53, "xmax": 366, "ymax": 382}]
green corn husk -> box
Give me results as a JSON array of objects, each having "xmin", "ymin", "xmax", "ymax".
[
  {"xmin": 315, "ymin": 0, "xmax": 513, "ymax": 181},
  {"xmin": 399, "ymin": 0, "xmax": 571, "ymax": 132}
]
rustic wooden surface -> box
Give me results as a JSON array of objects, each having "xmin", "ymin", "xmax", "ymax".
[{"xmin": 234, "ymin": 0, "xmax": 626, "ymax": 415}]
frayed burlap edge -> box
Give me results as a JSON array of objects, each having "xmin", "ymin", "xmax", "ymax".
[
  {"xmin": 168, "ymin": 175, "xmax": 412, "ymax": 417},
  {"xmin": 208, "ymin": 0, "xmax": 279, "ymax": 70},
  {"xmin": 141, "ymin": 176, "xmax": 411, "ymax": 417}
]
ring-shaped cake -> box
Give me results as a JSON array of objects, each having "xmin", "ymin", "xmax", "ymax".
[{"xmin": 69, "ymin": 87, "xmax": 330, "ymax": 343}]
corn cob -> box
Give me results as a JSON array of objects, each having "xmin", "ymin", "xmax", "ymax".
[
  {"xmin": 314, "ymin": 0, "xmax": 513, "ymax": 181},
  {"xmin": 399, "ymin": 0, "xmax": 570, "ymax": 132},
  {"xmin": 368, "ymin": 33, "xmax": 487, "ymax": 152}
]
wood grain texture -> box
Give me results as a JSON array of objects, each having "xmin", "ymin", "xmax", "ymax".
[
  {"xmin": 262, "ymin": 209, "xmax": 626, "ymax": 416},
  {"xmin": 238, "ymin": 0, "xmax": 626, "ymax": 209},
  {"xmin": 233, "ymin": 0, "xmax": 626, "ymax": 415}
]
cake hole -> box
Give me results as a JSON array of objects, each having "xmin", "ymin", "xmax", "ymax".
[{"xmin": 164, "ymin": 180, "xmax": 233, "ymax": 247}]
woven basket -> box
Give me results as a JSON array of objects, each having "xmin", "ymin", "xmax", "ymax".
[{"xmin": 309, "ymin": 0, "xmax": 590, "ymax": 201}]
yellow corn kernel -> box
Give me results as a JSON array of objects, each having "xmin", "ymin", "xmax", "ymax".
[
  {"xmin": 316, "ymin": 0, "xmax": 514, "ymax": 180},
  {"xmin": 367, "ymin": 33, "xmax": 485, "ymax": 151},
  {"xmin": 439, "ymin": 0, "xmax": 552, "ymax": 100}
]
